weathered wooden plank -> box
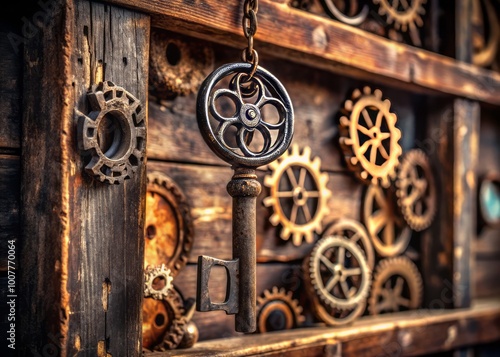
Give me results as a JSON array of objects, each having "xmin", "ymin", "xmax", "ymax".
[
  {"xmin": 0, "ymin": 23, "xmax": 22, "ymax": 149},
  {"xmin": 103, "ymin": 0, "xmax": 500, "ymax": 106},
  {"xmin": 147, "ymin": 299, "xmax": 500, "ymax": 357},
  {"xmin": 0, "ymin": 155, "xmax": 20, "ymax": 271},
  {"xmin": 147, "ymin": 160, "xmax": 364, "ymax": 263},
  {"xmin": 473, "ymin": 258, "xmax": 500, "ymax": 299},
  {"xmin": 19, "ymin": 1, "xmax": 149, "ymax": 355}
]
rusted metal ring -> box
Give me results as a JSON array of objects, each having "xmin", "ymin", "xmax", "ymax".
[
  {"xmin": 77, "ymin": 81, "xmax": 146, "ymax": 184},
  {"xmin": 197, "ymin": 62, "xmax": 294, "ymax": 167}
]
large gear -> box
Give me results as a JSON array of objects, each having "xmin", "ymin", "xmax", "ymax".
[
  {"xmin": 322, "ymin": 218, "xmax": 375, "ymax": 270},
  {"xmin": 306, "ymin": 236, "xmax": 371, "ymax": 311},
  {"xmin": 144, "ymin": 264, "xmax": 174, "ymax": 300},
  {"xmin": 368, "ymin": 256, "xmax": 423, "ymax": 315},
  {"xmin": 263, "ymin": 144, "xmax": 331, "ymax": 246},
  {"xmin": 373, "ymin": 0, "xmax": 426, "ymax": 46},
  {"xmin": 339, "ymin": 87, "xmax": 402, "ymax": 188},
  {"xmin": 395, "ymin": 149, "xmax": 437, "ymax": 231},
  {"xmin": 145, "ymin": 172, "xmax": 194, "ymax": 277},
  {"xmin": 256, "ymin": 287, "xmax": 305, "ymax": 333},
  {"xmin": 363, "ymin": 184, "xmax": 411, "ymax": 257}
]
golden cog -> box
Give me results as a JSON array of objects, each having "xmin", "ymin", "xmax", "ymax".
[
  {"xmin": 339, "ymin": 87, "xmax": 402, "ymax": 188},
  {"xmin": 256, "ymin": 287, "xmax": 305, "ymax": 333},
  {"xmin": 395, "ymin": 149, "xmax": 437, "ymax": 231},
  {"xmin": 373, "ymin": 0, "xmax": 426, "ymax": 33},
  {"xmin": 263, "ymin": 144, "xmax": 331, "ymax": 246},
  {"xmin": 368, "ymin": 256, "xmax": 423, "ymax": 315}
]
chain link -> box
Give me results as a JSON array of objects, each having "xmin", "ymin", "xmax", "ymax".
[{"xmin": 242, "ymin": 0, "xmax": 259, "ymax": 80}]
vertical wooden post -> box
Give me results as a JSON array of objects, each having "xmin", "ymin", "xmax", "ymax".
[{"xmin": 19, "ymin": 0, "xmax": 149, "ymax": 355}]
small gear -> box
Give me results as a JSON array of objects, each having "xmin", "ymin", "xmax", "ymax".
[
  {"xmin": 322, "ymin": 218, "xmax": 376, "ymax": 270},
  {"xmin": 395, "ymin": 149, "xmax": 437, "ymax": 231},
  {"xmin": 256, "ymin": 287, "xmax": 305, "ymax": 333},
  {"xmin": 306, "ymin": 236, "xmax": 371, "ymax": 311},
  {"xmin": 77, "ymin": 81, "xmax": 146, "ymax": 184},
  {"xmin": 373, "ymin": 0, "xmax": 427, "ymax": 46},
  {"xmin": 263, "ymin": 144, "xmax": 331, "ymax": 246},
  {"xmin": 363, "ymin": 184, "xmax": 411, "ymax": 257},
  {"xmin": 369, "ymin": 256, "xmax": 423, "ymax": 315},
  {"xmin": 339, "ymin": 87, "xmax": 402, "ymax": 188},
  {"xmin": 144, "ymin": 264, "xmax": 174, "ymax": 300}
]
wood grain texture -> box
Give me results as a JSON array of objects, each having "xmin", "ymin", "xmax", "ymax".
[
  {"xmin": 0, "ymin": 155, "xmax": 20, "ymax": 271},
  {"xmin": 19, "ymin": 1, "xmax": 149, "ymax": 355},
  {"xmin": 147, "ymin": 299, "xmax": 500, "ymax": 357},
  {"xmin": 102, "ymin": 0, "xmax": 500, "ymax": 106},
  {"xmin": 0, "ymin": 25, "xmax": 22, "ymax": 149}
]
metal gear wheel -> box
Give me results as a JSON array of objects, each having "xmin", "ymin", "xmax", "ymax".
[
  {"xmin": 363, "ymin": 184, "xmax": 411, "ymax": 257},
  {"xmin": 339, "ymin": 86, "xmax": 402, "ymax": 188},
  {"xmin": 77, "ymin": 81, "xmax": 146, "ymax": 184},
  {"xmin": 373, "ymin": 0, "xmax": 426, "ymax": 46},
  {"xmin": 307, "ymin": 291, "xmax": 367, "ymax": 326},
  {"xmin": 154, "ymin": 287, "xmax": 188, "ymax": 351},
  {"xmin": 306, "ymin": 236, "xmax": 371, "ymax": 311},
  {"xmin": 144, "ymin": 264, "xmax": 174, "ymax": 300},
  {"xmin": 256, "ymin": 286, "xmax": 305, "ymax": 333},
  {"xmin": 322, "ymin": 218, "xmax": 376, "ymax": 270},
  {"xmin": 368, "ymin": 256, "xmax": 423, "ymax": 315},
  {"xmin": 395, "ymin": 149, "xmax": 437, "ymax": 231},
  {"xmin": 263, "ymin": 144, "xmax": 331, "ymax": 246}
]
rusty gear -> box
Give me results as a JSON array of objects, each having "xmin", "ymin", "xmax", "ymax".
[
  {"xmin": 144, "ymin": 264, "xmax": 174, "ymax": 300},
  {"xmin": 263, "ymin": 144, "xmax": 331, "ymax": 246},
  {"xmin": 77, "ymin": 81, "xmax": 146, "ymax": 184},
  {"xmin": 153, "ymin": 287, "xmax": 188, "ymax": 351},
  {"xmin": 395, "ymin": 149, "xmax": 437, "ymax": 231},
  {"xmin": 339, "ymin": 87, "xmax": 402, "ymax": 188},
  {"xmin": 322, "ymin": 218, "xmax": 376, "ymax": 270},
  {"xmin": 256, "ymin": 286, "xmax": 305, "ymax": 333},
  {"xmin": 307, "ymin": 236, "xmax": 371, "ymax": 310},
  {"xmin": 363, "ymin": 185, "xmax": 411, "ymax": 257},
  {"xmin": 368, "ymin": 256, "xmax": 423, "ymax": 315}
]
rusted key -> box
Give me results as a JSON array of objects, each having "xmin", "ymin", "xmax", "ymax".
[{"xmin": 196, "ymin": 62, "xmax": 294, "ymax": 332}]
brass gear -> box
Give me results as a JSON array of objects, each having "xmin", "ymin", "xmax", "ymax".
[
  {"xmin": 144, "ymin": 264, "xmax": 174, "ymax": 300},
  {"xmin": 153, "ymin": 287, "xmax": 188, "ymax": 351},
  {"xmin": 306, "ymin": 236, "xmax": 371, "ymax": 311},
  {"xmin": 256, "ymin": 286, "xmax": 305, "ymax": 333},
  {"xmin": 263, "ymin": 144, "xmax": 331, "ymax": 246},
  {"xmin": 339, "ymin": 87, "xmax": 402, "ymax": 188},
  {"xmin": 368, "ymin": 256, "xmax": 423, "ymax": 315},
  {"xmin": 322, "ymin": 218, "xmax": 376, "ymax": 270},
  {"xmin": 395, "ymin": 149, "xmax": 437, "ymax": 231},
  {"xmin": 363, "ymin": 185, "xmax": 411, "ymax": 257},
  {"xmin": 373, "ymin": 0, "xmax": 426, "ymax": 45}
]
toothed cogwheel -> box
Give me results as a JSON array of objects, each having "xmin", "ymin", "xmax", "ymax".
[
  {"xmin": 256, "ymin": 287, "xmax": 305, "ymax": 333},
  {"xmin": 373, "ymin": 0, "xmax": 426, "ymax": 32},
  {"xmin": 369, "ymin": 256, "xmax": 423, "ymax": 315},
  {"xmin": 307, "ymin": 236, "xmax": 371, "ymax": 311},
  {"xmin": 153, "ymin": 287, "xmax": 188, "ymax": 351},
  {"xmin": 363, "ymin": 185, "xmax": 411, "ymax": 257},
  {"xmin": 263, "ymin": 144, "xmax": 331, "ymax": 246},
  {"xmin": 144, "ymin": 264, "xmax": 174, "ymax": 300},
  {"xmin": 77, "ymin": 81, "xmax": 146, "ymax": 184},
  {"xmin": 339, "ymin": 86, "xmax": 402, "ymax": 188},
  {"xmin": 395, "ymin": 149, "xmax": 436, "ymax": 231}
]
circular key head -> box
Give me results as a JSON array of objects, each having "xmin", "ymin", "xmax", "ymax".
[{"xmin": 197, "ymin": 62, "xmax": 294, "ymax": 167}]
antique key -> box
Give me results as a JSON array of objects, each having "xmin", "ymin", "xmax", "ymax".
[{"xmin": 195, "ymin": 0, "xmax": 294, "ymax": 333}]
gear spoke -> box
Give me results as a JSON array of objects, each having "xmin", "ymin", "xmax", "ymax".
[
  {"xmin": 286, "ymin": 167, "xmax": 299, "ymax": 188},
  {"xmin": 358, "ymin": 140, "xmax": 373, "ymax": 156},
  {"xmin": 394, "ymin": 276, "xmax": 404, "ymax": 296},
  {"xmin": 361, "ymin": 108, "xmax": 374, "ymax": 128},
  {"xmin": 370, "ymin": 141, "xmax": 379, "ymax": 164},
  {"xmin": 325, "ymin": 275, "xmax": 340, "ymax": 292},
  {"xmin": 344, "ymin": 267, "xmax": 362, "ymax": 277},
  {"xmin": 340, "ymin": 281, "xmax": 352, "ymax": 298},
  {"xmin": 337, "ymin": 246, "xmax": 346, "ymax": 266},
  {"xmin": 275, "ymin": 190, "xmax": 295, "ymax": 198},
  {"xmin": 290, "ymin": 203, "xmax": 299, "ymax": 224},
  {"xmin": 319, "ymin": 254, "xmax": 337, "ymax": 273},
  {"xmin": 370, "ymin": 209, "xmax": 387, "ymax": 234},
  {"xmin": 378, "ymin": 143, "xmax": 390, "ymax": 160},
  {"xmin": 304, "ymin": 190, "xmax": 320, "ymax": 198},
  {"xmin": 397, "ymin": 297, "xmax": 411, "ymax": 308},
  {"xmin": 302, "ymin": 202, "xmax": 313, "ymax": 222},
  {"xmin": 298, "ymin": 167, "xmax": 308, "ymax": 188}
]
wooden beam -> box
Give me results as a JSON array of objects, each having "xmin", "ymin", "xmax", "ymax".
[
  {"xmin": 102, "ymin": 0, "xmax": 500, "ymax": 106},
  {"xmin": 19, "ymin": 0, "xmax": 149, "ymax": 355},
  {"xmin": 147, "ymin": 299, "xmax": 500, "ymax": 357}
]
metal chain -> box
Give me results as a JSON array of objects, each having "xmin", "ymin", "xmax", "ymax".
[{"xmin": 242, "ymin": 0, "xmax": 259, "ymax": 80}]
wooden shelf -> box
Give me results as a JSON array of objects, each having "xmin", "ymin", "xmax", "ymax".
[
  {"xmin": 148, "ymin": 298, "xmax": 500, "ymax": 356},
  {"xmin": 105, "ymin": 0, "xmax": 500, "ymax": 106}
]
